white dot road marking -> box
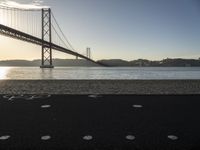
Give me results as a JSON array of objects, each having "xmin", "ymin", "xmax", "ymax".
[
  {"xmin": 0, "ymin": 135, "xmax": 10, "ymax": 140},
  {"xmin": 126, "ymin": 135, "xmax": 135, "ymax": 141},
  {"xmin": 133, "ymin": 105, "xmax": 143, "ymax": 108},
  {"xmin": 167, "ymin": 135, "xmax": 178, "ymax": 140},
  {"xmin": 83, "ymin": 135, "xmax": 93, "ymax": 141},
  {"xmin": 41, "ymin": 105, "xmax": 51, "ymax": 108},
  {"xmin": 88, "ymin": 95, "xmax": 102, "ymax": 99},
  {"xmin": 41, "ymin": 135, "xmax": 51, "ymax": 141}
]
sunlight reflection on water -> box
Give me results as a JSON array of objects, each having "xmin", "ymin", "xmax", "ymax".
[{"xmin": 0, "ymin": 67, "xmax": 11, "ymax": 79}]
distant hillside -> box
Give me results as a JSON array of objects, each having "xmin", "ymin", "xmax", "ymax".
[
  {"xmin": 0, "ymin": 59, "xmax": 98, "ymax": 67},
  {"xmin": 98, "ymin": 58, "xmax": 200, "ymax": 67},
  {"xmin": 0, "ymin": 58, "xmax": 200, "ymax": 67},
  {"xmin": 0, "ymin": 60, "xmax": 39, "ymax": 66}
]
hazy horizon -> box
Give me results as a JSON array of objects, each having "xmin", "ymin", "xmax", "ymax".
[
  {"xmin": 0, "ymin": 57, "xmax": 200, "ymax": 62},
  {"xmin": 0, "ymin": 0, "xmax": 200, "ymax": 61}
]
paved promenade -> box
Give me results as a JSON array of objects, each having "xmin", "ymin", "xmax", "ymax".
[{"xmin": 0, "ymin": 94, "xmax": 200, "ymax": 149}]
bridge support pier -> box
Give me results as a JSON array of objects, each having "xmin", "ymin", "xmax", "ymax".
[{"xmin": 40, "ymin": 8, "xmax": 54, "ymax": 68}]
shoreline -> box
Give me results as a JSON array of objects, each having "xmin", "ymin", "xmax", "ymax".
[{"xmin": 0, "ymin": 80, "xmax": 200, "ymax": 94}]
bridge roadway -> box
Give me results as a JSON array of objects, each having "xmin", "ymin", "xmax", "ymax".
[{"xmin": 0, "ymin": 24, "xmax": 107, "ymax": 67}]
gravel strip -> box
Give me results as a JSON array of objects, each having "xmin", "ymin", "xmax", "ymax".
[{"xmin": 0, "ymin": 80, "xmax": 200, "ymax": 95}]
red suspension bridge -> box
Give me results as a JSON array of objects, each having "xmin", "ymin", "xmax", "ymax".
[{"xmin": 0, "ymin": 6, "xmax": 106, "ymax": 68}]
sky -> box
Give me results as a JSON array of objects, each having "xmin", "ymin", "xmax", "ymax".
[{"xmin": 0, "ymin": 0, "xmax": 200, "ymax": 61}]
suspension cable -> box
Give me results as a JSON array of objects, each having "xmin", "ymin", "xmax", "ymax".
[
  {"xmin": 52, "ymin": 24, "xmax": 69, "ymax": 49},
  {"xmin": 51, "ymin": 12, "xmax": 77, "ymax": 52}
]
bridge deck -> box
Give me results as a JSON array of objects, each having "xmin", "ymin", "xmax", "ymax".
[{"xmin": 0, "ymin": 24, "xmax": 108, "ymax": 67}]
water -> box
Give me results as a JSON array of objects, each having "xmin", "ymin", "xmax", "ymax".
[{"xmin": 0, "ymin": 67, "xmax": 200, "ymax": 80}]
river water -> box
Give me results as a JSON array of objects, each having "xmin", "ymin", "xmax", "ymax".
[{"xmin": 0, "ymin": 67, "xmax": 200, "ymax": 80}]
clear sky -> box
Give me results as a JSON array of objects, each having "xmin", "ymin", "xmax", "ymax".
[{"xmin": 0, "ymin": 0, "xmax": 200, "ymax": 61}]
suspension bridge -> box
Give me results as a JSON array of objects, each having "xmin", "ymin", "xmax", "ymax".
[{"xmin": 0, "ymin": 6, "xmax": 106, "ymax": 68}]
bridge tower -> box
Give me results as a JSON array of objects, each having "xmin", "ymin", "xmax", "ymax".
[
  {"xmin": 86, "ymin": 47, "xmax": 91, "ymax": 59},
  {"xmin": 40, "ymin": 8, "xmax": 54, "ymax": 68}
]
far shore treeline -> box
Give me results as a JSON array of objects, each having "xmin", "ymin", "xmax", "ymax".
[{"xmin": 0, "ymin": 58, "xmax": 200, "ymax": 67}]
